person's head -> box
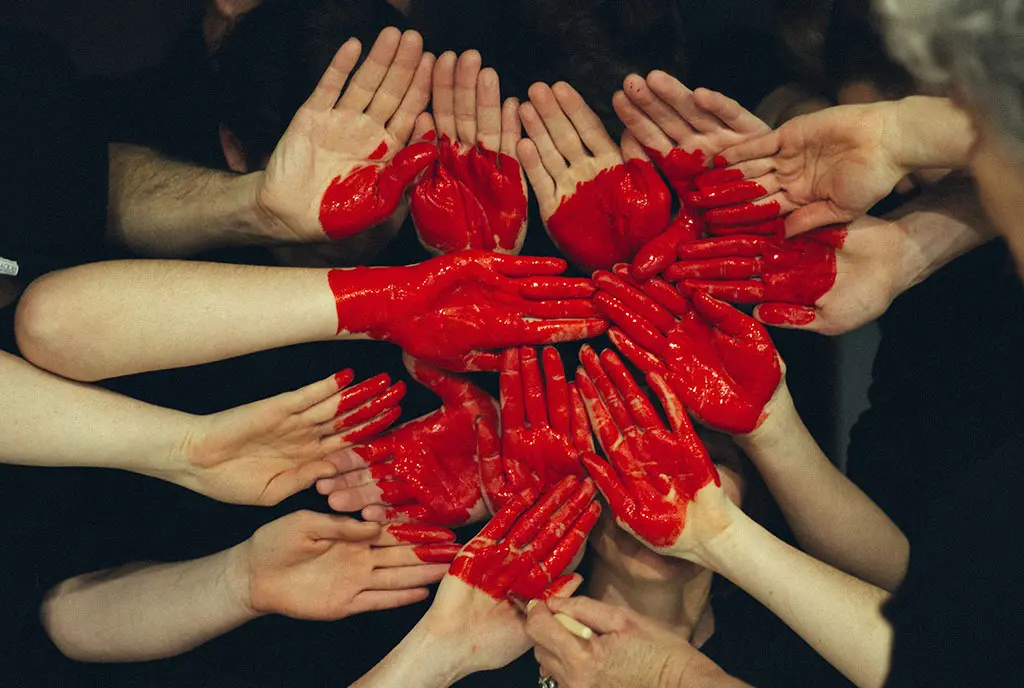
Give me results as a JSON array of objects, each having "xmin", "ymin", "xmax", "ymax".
[
  {"xmin": 877, "ymin": 0, "xmax": 1024, "ymax": 264},
  {"xmin": 590, "ymin": 428, "xmax": 766, "ymax": 585},
  {"xmin": 826, "ymin": 0, "xmax": 916, "ymax": 105}
]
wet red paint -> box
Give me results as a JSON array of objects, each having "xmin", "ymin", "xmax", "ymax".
[
  {"xmin": 704, "ymin": 199, "xmax": 781, "ymax": 226},
  {"xmin": 667, "ymin": 227, "xmax": 846, "ymax": 309},
  {"xmin": 333, "ymin": 369, "xmax": 355, "ymax": 389},
  {"xmin": 757, "ymin": 303, "xmax": 816, "ymax": 326},
  {"xmin": 326, "ymin": 251, "xmax": 607, "ymax": 372},
  {"xmin": 687, "ymin": 180, "xmax": 767, "ymax": 208},
  {"xmin": 421, "ymin": 130, "xmax": 436, "ymax": 141},
  {"xmin": 410, "ymin": 135, "xmax": 528, "ymax": 253},
  {"xmin": 387, "ymin": 523, "xmax": 457, "ymax": 544},
  {"xmin": 368, "ymin": 141, "xmax": 388, "ymax": 161},
  {"xmin": 352, "ymin": 359, "xmax": 498, "ymax": 527},
  {"xmin": 318, "ymin": 141, "xmax": 436, "ymax": 240},
  {"xmin": 630, "ymin": 208, "xmax": 705, "ymax": 280},
  {"xmin": 413, "ymin": 543, "xmax": 462, "ymax": 563},
  {"xmin": 449, "ymin": 477, "xmax": 600, "ymax": 600},
  {"xmin": 545, "ymin": 160, "xmax": 670, "ymax": 273},
  {"xmin": 574, "ymin": 348, "xmax": 720, "ymax": 548},
  {"xmin": 643, "ymin": 146, "xmax": 707, "ymax": 194},
  {"xmin": 592, "ymin": 272, "xmax": 783, "ymax": 434}
]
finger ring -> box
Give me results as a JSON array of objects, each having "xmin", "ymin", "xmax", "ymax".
[{"xmin": 538, "ymin": 676, "xmax": 559, "ymax": 688}]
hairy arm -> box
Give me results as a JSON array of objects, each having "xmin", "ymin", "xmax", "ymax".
[
  {"xmin": 42, "ymin": 547, "xmax": 254, "ymax": 662},
  {"xmin": 737, "ymin": 384, "xmax": 909, "ymax": 591},
  {"xmin": 107, "ymin": 144, "xmax": 279, "ymax": 257}
]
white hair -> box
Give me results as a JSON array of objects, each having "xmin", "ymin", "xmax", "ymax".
[{"xmin": 876, "ymin": 0, "xmax": 1024, "ymax": 151}]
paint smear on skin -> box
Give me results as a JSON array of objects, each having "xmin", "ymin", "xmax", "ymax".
[
  {"xmin": 413, "ymin": 543, "xmax": 462, "ymax": 563},
  {"xmin": 368, "ymin": 141, "xmax": 389, "ymax": 160},
  {"xmin": 643, "ymin": 146, "xmax": 707, "ymax": 195},
  {"xmin": 388, "ymin": 524, "xmax": 457, "ymax": 544},
  {"xmin": 757, "ymin": 303, "xmax": 816, "ymax": 326}
]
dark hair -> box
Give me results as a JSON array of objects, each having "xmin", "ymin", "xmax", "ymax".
[
  {"xmin": 213, "ymin": 0, "xmax": 408, "ymax": 168},
  {"xmin": 824, "ymin": 0, "xmax": 915, "ymax": 100}
]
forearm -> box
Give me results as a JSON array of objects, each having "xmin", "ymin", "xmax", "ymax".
[
  {"xmin": 660, "ymin": 649, "xmax": 752, "ymax": 688},
  {"xmin": 351, "ymin": 618, "xmax": 466, "ymax": 688},
  {"xmin": 41, "ymin": 545, "xmax": 257, "ymax": 662},
  {"xmin": 887, "ymin": 96, "xmax": 975, "ymax": 170},
  {"xmin": 698, "ymin": 506, "xmax": 893, "ymax": 688},
  {"xmin": 0, "ymin": 350, "xmax": 192, "ymax": 479},
  {"xmin": 736, "ymin": 385, "xmax": 909, "ymax": 591},
  {"xmin": 107, "ymin": 143, "xmax": 277, "ymax": 257},
  {"xmin": 15, "ymin": 259, "xmax": 337, "ymax": 380},
  {"xmin": 888, "ymin": 173, "xmax": 997, "ymax": 291}
]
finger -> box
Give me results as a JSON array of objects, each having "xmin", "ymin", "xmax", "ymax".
[
  {"xmin": 703, "ymin": 198, "xmax": 785, "ymax": 228},
  {"xmin": 450, "ymin": 350, "xmax": 502, "ymax": 373},
  {"xmin": 286, "ymin": 369, "xmax": 352, "ymax": 417},
  {"xmin": 692, "ymin": 86, "xmax": 770, "ymax": 137},
  {"xmin": 593, "ymin": 292, "xmax": 670, "ymax": 359},
  {"xmin": 380, "ymin": 523, "xmax": 457, "ymax": 546},
  {"xmin": 619, "ymin": 130, "xmax": 648, "ymax": 162},
  {"xmin": 519, "ymin": 100, "xmax": 569, "ymax": 180},
  {"xmin": 664, "ymin": 257, "xmax": 760, "ymax": 282},
  {"xmin": 506, "ymin": 475, "xmax": 581, "ymax": 549},
  {"xmin": 334, "ymin": 382, "xmax": 406, "ymax": 429},
  {"xmin": 333, "ymin": 373, "xmax": 390, "ymax": 415},
  {"xmin": 578, "ymin": 345, "xmax": 633, "ymax": 432},
  {"xmin": 363, "ymin": 503, "xmax": 436, "ymax": 524},
  {"xmin": 575, "ymin": 367, "xmax": 625, "ymax": 457},
  {"xmin": 346, "ymin": 588, "xmax": 431, "ymax": 615},
  {"xmin": 645, "ymin": 371, "xmax": 690, "ymax": 436},
  {"xmin": 568, "ymin": 382, "xmax": 595, "ymax": 452},
  {"xmin": 320, "ymin": 407, "xmax": 403, "ymax": 448},
  {"xmin": 500, "ymin": 97, "xmax": 522, "ymax": 159},
  {"xmin": 411, "ymin": 111, "xmax": 436, "ymax": 143},
  {"xmin": 369, "ymin": 563, "xmax": 452, "ymax": 590},
  {"xmin": 592, "ymin": 270, "xmax": 676, "ymax": 335},
  {"xmin": 478, "ymin": 486, "xmax": 540, "ymax": 541},
  {"xmin": 551, "ymin": 81, "xmax": 617, "ymax": 157},
  {"xmin": 600, "ymin": 349, "xmax": 664, "ymax": 430},
  {"xmin": 337, "ymin": 27, "xmax": 402, "ymax": 112},
  {"xmin": 403, "ymin": 353, "xmax": 476, "ymax": 408},
  {"xmin": 476, "ymin": 67, "xmax": 502, "ymax": 151},
  {"xmin": 784, "ymin": 200, "xmax": 853, "ymax": 238},
  {"xmin": 488, "ymin": 252, "xmax": 569, "ymax": 279},
  {"xmin": 607, "ymin": 327, "xmax": 667, "ymax": 375},
  {"xmin": 525, "ymin": 594, "xmax": 588, "ymax": 660},
  {"xmin": 454, "ymin": 50, "xmax": 482, "ymax": 145},
  {"xmin": 515, "ymin": 275, "xmax": 595, "ymax": 299},
  {"xmin": 520, "ymin": 346, "xmax": 549, "ymax": 429},
  {"xmin": 686, "ymin": 179, "xmax": 776, "ymax": 209},
  {"xmin": 517, "ymin": 138, "xmax": 556, "ymax": 212},
  {"xmin": 545, "ymin": 595, "xmax": 631, "ymax": 635},
  {"xmin": 580, "ymin": 451, "xmax": 637, "ymax": 520},
  {"xmin": 506, "ymin": 318, "xmax": 609, "ymax": 346},
  {"xmin": 630, "ymin": 211, "xmax": 704, "ymax": 280},
  {"xmin": 674, "ymin": 235, "xmax": 773, "ymax": 260},
  {"xmin": 541, "ymin": 571, "xmax": 584, "ymax": 600},
  {"xmin": 304, "ymin": 38, "xmax": 362, "ymax": 111},
  {"xmin": 613, "ymin": 88, "xmax": 674, "ymax": 153},
  {"xmin": 529, "ymin": 496, "xmax": 599, "ymax": 571},
  {"xmin": 754, "ymin": 302, "xmax": 817, "ymax": 328},
  {"xmin": 387, "ymin": 51, "xmax": 435, "ymax": 143},
  {"xmin": 501, "ymin": 347, "xmax": 526, "ymax": 431},
  {"xmin": 680, "ymin": 279, "xmax": 764, "ymax": 303},
  {"xmin": 623, "ymin": 72, "xmax": 697, "ymax": 144},
  {"xmin": 716, "ymin": 129, "xmax": 780, "ymax": 166},
  {"xmin": 373, "ymin": 543, "xmax": 458, "ymax": 568},
  {"xmin": 366, "ymin": 30, "xmax": 424, "ymax": 124},
  {"xmin": 307, "ymin": 512, "xmax": 382, "ymax": 541},
  {"xmin": 262, "ymin": 461, "xmax": 339, "ymax": 505},
  {"xmin": 691, "ymin": 291, "xmax": 757, "ymax": 337},
  {"xmin": 326, "ymin": 481, "xmax": 386, "ymax": 513},
  {"xmin": 431, "ymin": 51, "xmax": 458, "ymax": 139},
  {"xmin": 542, "ymin": 347, "xmax": 571, "ymax": 438},
  {"xmin": 529, "ymin": 82, "xmax": 589, "ymax": 164},
  {"xmin": 646, "ymin": 70, "xmax": 727, "ymax": 136},
  {"xmin": 706, "ymin": 217, "xmax": 786, "ymax": 238}
]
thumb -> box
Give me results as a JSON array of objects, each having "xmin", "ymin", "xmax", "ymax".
[
  {"xmin": 754, "ymin": 303, "xmax": 817, "ymax": 330},
  {"xmin": 261, "ymin": 460, "xmax": 338, "ymax": 505},
  {"xmin": 546, "ymin": 595, "xmax": 632, "ymax": 635},
  {"xmin": 380, "ymin": 141, "xmax": 438, "ymax": 195},
  {"xmin": 784, "ymin": 200, "xmax": 849, "ymax": 238},
  {"xmin": 309, "ymin": 512, "xmax": 382, "ymax": 541},
  {"xmin": 403, "ymin": 352, "xmax": 476, "ymax": 407}
]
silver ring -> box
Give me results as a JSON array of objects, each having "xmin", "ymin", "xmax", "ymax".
[{"xmin": 538, "ymin": 676, "xmax": 559, "ymax": 688}]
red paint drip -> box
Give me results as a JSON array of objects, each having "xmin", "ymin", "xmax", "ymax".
[
  {"xmin": 545, "ymin": 159, "xmax": 670, "ymax": 273},
  {"xmin": 410, "ymin": 135, "xmax": 527, "ymax": 253}
]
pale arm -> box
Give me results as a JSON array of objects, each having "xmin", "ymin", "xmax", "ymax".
[
  {"xmin": 736, "ymin": 383, "xmax": 908, "ymax": 591},
  {"xmin": 698, "ymin": 502, "xmax": 893, "ymax": 688},
  {"xmin": 888, "ymin": 96, "xmax": 975, "ymax": 170}
]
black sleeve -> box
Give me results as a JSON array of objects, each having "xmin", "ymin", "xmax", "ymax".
[{"xmin": 0, "ymin": 27, "xmax": 109, "ymax": 285}]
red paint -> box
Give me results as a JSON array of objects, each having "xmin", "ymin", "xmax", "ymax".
[
  {"xmin": 687, "ymin": 180, "xmax": 767, "ymax": 208},
  {"xmin": 574, "ymin": 350, "xmax": 719, "ymax": 549},
  {"xmin": 327, "ymin": 251, "xmax": 608, "ymax": 372},
  {"xmin": 630, "ymin": 209, "xmax": 705, "ymax": 281},
  {"xmin": 593, "ymin": 272, "xmax": 783, "ymax": 434},
  {"xmin": 483, "ymin": 347, "xmax": 591, "ymax": 511},
  {"xmin": 367, "ymin": 141, "xmax": 389, "ymax": 161},
  {"xmin": 387, "ymin": 523, "xmax": 457, "ymax": 544},
  {"xmin": 327, "ymin": 373, "xmax": 406, "ymax": 444},
  {"xmin": 694, "ymin": 158, "xmax": 743, "ymax": 189},
  {"xmin": 333, "ymin": 369, "xmax": 355, "ymax": 389},
  {"xmin": 704, "ymin": 199, "xmax": 781, "ymax": 226},
  {"xmin": 413, "ymin": 543, "xmax": 462, "ymax": 563},
  {"xmin": 450, "ymin": 477, "xmax": 600, "ymax": 600},
  {"xmin": 545, "ymin": 160, "xmax": 670, "ymax": 273},
  {"xmin": 757, "ymin": 303, "xmax": 816, "ymax": 326},
  {"xmin": 352, "ymin": 359, "xmax": 498, "ymax": 527},
  {"xmin": 421, "ymin": 130, "xmax": 436, "ymax": 142},
  {"xmin": 667, "ymin": 227, "xmax": 845, "ymax": 309},
  {"xmin": 643, "ymin": 146, "xmax": 707, "ymax": 194},
  {"xmin": 318, "ymin": 141, "xmax": 437, "ymax": 240},
  {"xmin": 410, "ymin": 135, "xmax": 528, "ymax": 254}
]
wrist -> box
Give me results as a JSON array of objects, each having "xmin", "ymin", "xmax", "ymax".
[
  {"xmin": 222, "ymin": 540, "xmax": 264, "ymax": 621},
  {"xmin": 891, "ymin": 96, "xmax": 974, "ymax": 170},
  {"xmin": 328, "ymin": 264, "xmax": 416, "ymax": 338},
  {"xmin": 688, "ymin": 499, "xmax": 754, "ymax": 578},
  {"xmin": 238, "ymin": 171, "xmax": 295, "ymax": 245},
  {"xmin": 733, "ymin": 380, "xmax": 797, "ymax": 451},
  {"xmin": 355, "ymin": 613, "xmax": 468, "ymax": 687}
]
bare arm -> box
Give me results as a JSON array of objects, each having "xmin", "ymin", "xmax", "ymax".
[{"xmin": 737, "ymin": 383, "xmax": 909, "ymax": 591}]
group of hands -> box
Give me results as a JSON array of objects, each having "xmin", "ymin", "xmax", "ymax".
[{"xmin": 156, "ymin": 24, "xmax": 950, "ymax": 688}]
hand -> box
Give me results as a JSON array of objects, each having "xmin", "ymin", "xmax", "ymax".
[
  {"xmin": 183, "ymin": 369, "xmax": 405, "ymax": 505},
  {"xmin": 317, "ymin": 355, "xmax": 496, "ymax": 527},
  {"xmin": 228, "ymin": 511, "xmax": 459, "ymax": 621},
  {"xmin": 665, "ymin": 215, "xmax": 911, "ymax": 333},
  {"xmin": 593, "ymin": 266, "xmax": 782, "ymax": 434},
  {"xmin": 572, "ymin": 347, "xmax": 725, "ymax": 558},
  {"xmin": 716, "ymin": 102, "xmax": 909, "ymax": 237},
  {"xmin": 518, "ymin": 82, "xmax": 670, "ymax": 273},
  {"xmin": 527, "ymin": 596, "xmax": 743, "ymax": 688},
  {"xmin": 328, "ymin": 251, "xmax": 608, "ymax": 372},
  {"xmin": 480, "ymin": 346, "xmax": 593, "ymax": 511},
  {"xmin": 409, "ymin": 51, "xmax": 528, "ymax": 254},
  {"xmin": 256, "ymin": 28, "xmax": 436, "ymax": 242},
  {"xmin": 613, "ymin": 72, "xmax": 770, "ymax": 279}
]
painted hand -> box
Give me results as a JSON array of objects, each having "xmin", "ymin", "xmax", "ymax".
[
  {"xmin": 257, "ymin": 28, "xmax": 436, "ymax": 242},
  {"xmin": 185, "ymin": 369, "xmax": 405, "ymax": 505},
  {"xmin": 714, "ymin": 102, "xmax": 909, "ymax": 237},
  {"xmin": 593, "ymin": 265, "xmax": 782, "ymax": 434},
  {"xmin": 612, "ymin": 72, "xmax": 770, "ymax": 279},
  {"xmin": 409, "ymin": 51, "xmax": 528, "ymax": 254},
  {"xmin": 328, "ymin": 251, "xmax": 608, "ymax": 372},
  {"xmin": 478, "ymin": 346, "xmax": 593, "ymax": 512},
  {"xmin": 317, "ymin": 355, "xmax": 495, "ymax": 527},
  {"xmin": 230, "ymin": 512, "xmax": 459, "ymax": 620},
  {"xmin": 518, "ymin": 82, "xmax": 670, "ymax": 273}
]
